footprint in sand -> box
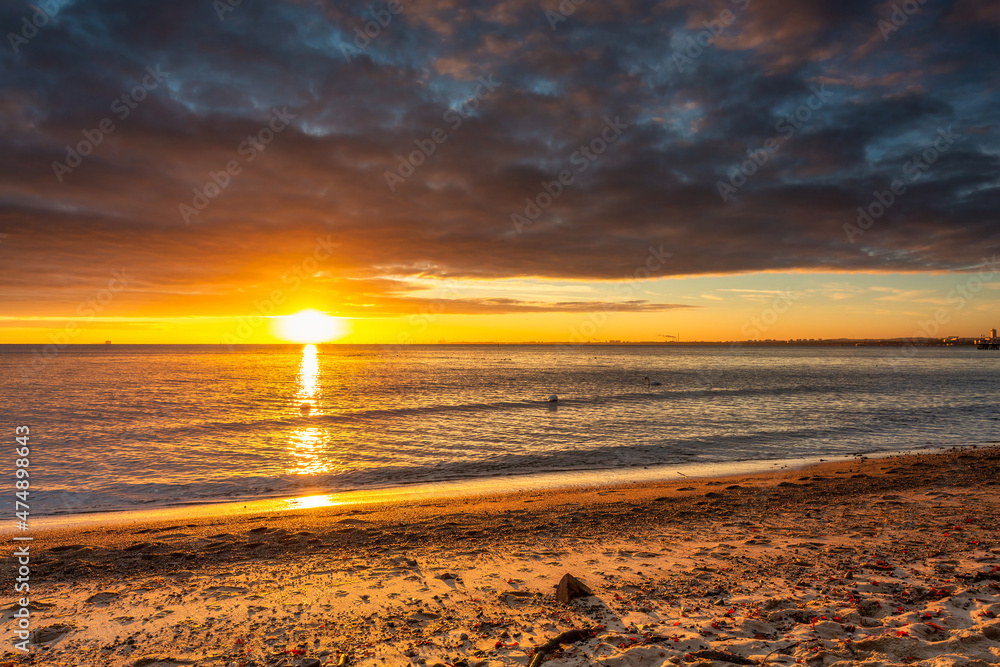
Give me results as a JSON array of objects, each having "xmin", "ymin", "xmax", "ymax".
[
  {"xmin": 30, "ymin": 624, "xmax": 73, "ymax": 643},
  {"xmin": 86, "ymin": 591, "xmax": 121, "ymax": 605}
]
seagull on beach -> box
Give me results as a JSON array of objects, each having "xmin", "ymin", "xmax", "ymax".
[{"xmin": 643, "ymin": 376, "xmax": 662, "ymax": 386}]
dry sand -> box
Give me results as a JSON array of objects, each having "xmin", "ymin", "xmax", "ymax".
[{"xmin": 4, "ymin": 447, "xmax": 1000, "ymax": 667}]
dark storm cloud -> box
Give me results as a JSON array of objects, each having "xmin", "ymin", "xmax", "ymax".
[{"xmin": 0, "ymin": 0, "xmax": 998, "ymax": 315}]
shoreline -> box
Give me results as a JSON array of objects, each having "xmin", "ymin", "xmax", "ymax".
[
  {"xmin": 19, "ymin": 445, "xmax": 959, "ymax": 534},
  {"xmin": 6, "ymin": 446, "xmax": 1000, "ymax": 667}
]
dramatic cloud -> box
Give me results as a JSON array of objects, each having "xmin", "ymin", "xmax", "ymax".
[{"xmin": 0, "ymin": 0, "xmax": 997, "ymax": 316}]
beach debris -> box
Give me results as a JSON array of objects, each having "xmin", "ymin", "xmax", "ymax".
[
  {"xmin": 84, "ymin": 591, "xmax": 120, "ymax": 605},
  {"xmin": 130, "ymin": 658, "xmax": 194, "ymax": 667},
  {"xmin": 301, "ymin": 659, "xmax": 321, "ymax": 667},
  {"xmin": 527, "ymin": 628, "xmax": 595, "ymax": 667},
  {"xmin": 22, "ymin": 448, "xmax": 1000, "ymax": 667},
  {"xmin": 29, "ymin": 623, "xmax": 73, "ymax": 643},
  {"xmin": 556, "ymin": 573, "xmax": 592, "ymax": 604},
  {"xmin": 689, "ymin": 649, "xmax": 757, "ymax": 665}
]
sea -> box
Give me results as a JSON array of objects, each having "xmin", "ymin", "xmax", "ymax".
[{"xmin": 1, "ymin": 344, "xmax": 998, "ymax": 516}]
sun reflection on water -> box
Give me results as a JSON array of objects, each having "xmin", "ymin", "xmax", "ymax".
[
  {"xmin": 288, "ymin": 426, "xmax": 331, "ymax": 474},
  {"xmin": 296, "ymin": 343, "xmax": 319, "ymax": 409},
  {"xmin": 288, "ymin": 344, "xmax": 331, "ymax": 475}
]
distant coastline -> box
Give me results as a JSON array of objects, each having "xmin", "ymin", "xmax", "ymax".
[{"xmin": 0, "ymin": 338, "xmax": 993, "ymax": 347}]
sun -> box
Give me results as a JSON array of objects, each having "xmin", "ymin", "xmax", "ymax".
[{"xmin": 273, "ymin": 309, "xmax": 346, "ymax": 343}]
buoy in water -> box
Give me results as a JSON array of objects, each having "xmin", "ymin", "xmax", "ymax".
[{"xmin": 299, "ymin": 403, "xmax": 312, "ymax": 414}]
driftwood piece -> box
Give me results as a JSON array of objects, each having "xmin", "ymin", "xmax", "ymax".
[
  {"xmin": 527, "ymin": 628, "xmax": 595, "ymax": 667},
  {"xmin": 956, "ymin": 570, "xmax": 1000, "ymax": 582},
  {"xmin": 691, "ymin": 649, "xmax": 759, "ymax": 665}
]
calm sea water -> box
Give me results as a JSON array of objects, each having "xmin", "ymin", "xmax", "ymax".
[{"xmin": 1, "ymin": 344, "xmax": 998, "ymax": 515}]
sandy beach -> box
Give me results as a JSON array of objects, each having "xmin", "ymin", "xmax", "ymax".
[{"xmin": 5, "ymin": 446, "xmax": 1000, "ymax": 667}]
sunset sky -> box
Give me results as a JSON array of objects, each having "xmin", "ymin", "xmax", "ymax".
[{"xmin": 1, "ymin": 0, "xmax": 998, "ymax": 344}]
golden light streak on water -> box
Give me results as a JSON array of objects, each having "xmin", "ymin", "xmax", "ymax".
[
  {"xmin": 288, "ymin": 344, "xmax": 331, "ymax": 474},
  {"xmin": 297, "ymin": 343, "xmax": 319, "ymax": 406}
]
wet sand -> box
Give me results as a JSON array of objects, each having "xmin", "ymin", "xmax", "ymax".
[{"xmin": 4, "ymin": 446, "xmax": 1000, "ymax": 666}]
